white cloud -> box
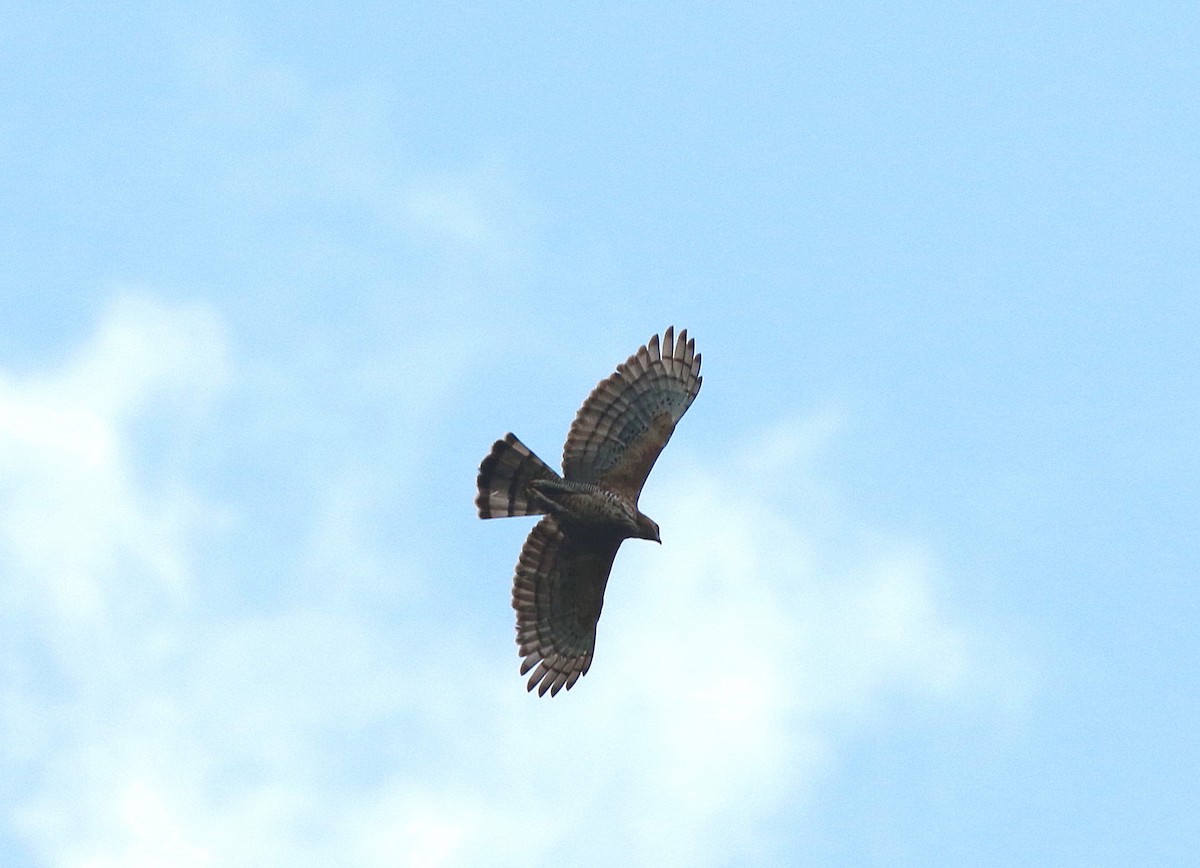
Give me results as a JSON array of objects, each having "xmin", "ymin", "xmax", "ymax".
[
  {"xmin": 0, "ymin": 294, "xmax": 228, "ymax": 628},
  {"xmin": 185, "ymin": 34, "xmax": 531, "ymax": 274},
  {"xmin": 1, "ymin": 295, "xmax": 1021, "ymax": 868},
  {"xmin": 402, "ymin": 164, "xmax": 534, "ymax": 266}
]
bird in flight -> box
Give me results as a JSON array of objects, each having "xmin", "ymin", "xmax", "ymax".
[{"xmin": 476, "ymin": 327, "xmax": 702, "ymax": 696}]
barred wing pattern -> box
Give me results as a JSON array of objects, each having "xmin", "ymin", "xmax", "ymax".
[
  {"xmin": 477, "ymin": 327, "xmax": 702, "ymax": 696},
  {"xmin": 512, "ymin": 517, "xmax": 622, "ymax": 696},
  {"xmin": 562, "ymin": 326, "xmax": 702, "ymax": 500}
]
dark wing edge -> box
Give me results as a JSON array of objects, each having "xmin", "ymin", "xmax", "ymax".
[
  {"xmin": 512, "ymin": 517, "xmax": 621, "ymax": 697},
  {"xmin": 561, "ymin": 326, "xmax": 702, "ymax": 499}
]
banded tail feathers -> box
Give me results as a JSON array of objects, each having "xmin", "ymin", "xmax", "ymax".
[{"xmin": 475, "ymin": 433, "xmax": 561, "ymax": 518}]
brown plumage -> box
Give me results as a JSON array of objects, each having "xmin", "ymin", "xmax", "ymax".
[{"xmin": 476, "ymin": 327, "xmax": 702, "ymax": 696}]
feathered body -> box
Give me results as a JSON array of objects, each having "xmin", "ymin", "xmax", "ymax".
[
  {"xmin": 478, "ymin": 437, "xmax": 657, "ymax": 541},
  {"xmin": 476, "ymin": 327, "xmax": 702, "ymax": 696}
]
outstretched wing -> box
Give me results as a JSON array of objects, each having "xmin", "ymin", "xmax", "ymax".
[
  {"xmin": 512, "ymin": 517, "xmax": 622, "ymax": 697},
  {"xmin": 562, "ymin": 326, "xmax": 702, "ymax": 501}
]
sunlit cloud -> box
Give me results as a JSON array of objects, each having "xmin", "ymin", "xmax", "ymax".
[
  {"xmin": 1, "ymin": 295, "xmax": 1019, "ymax": 867},
  {"xmin": 0, "ymin": 294, "xmax": 228, "ymax": 627}
]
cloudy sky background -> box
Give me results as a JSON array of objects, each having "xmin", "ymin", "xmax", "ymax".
[{"xmin": 2, "ymin": 3, "xmax": 1197, "ymax": 866}]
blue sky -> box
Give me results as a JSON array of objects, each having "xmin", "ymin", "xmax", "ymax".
[{"xmin": 2, "ymin": 2, "xmax": 1197, "ymax": 866}]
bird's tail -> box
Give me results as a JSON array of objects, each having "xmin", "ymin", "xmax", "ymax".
[{"xmin": 476, "ymin": 433, "xmax": 561, "ymax": 518}]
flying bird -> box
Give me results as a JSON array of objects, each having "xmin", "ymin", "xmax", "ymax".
[{"xmin": 476, "ymin": 327, "xmax": 702, "ymax": 696}]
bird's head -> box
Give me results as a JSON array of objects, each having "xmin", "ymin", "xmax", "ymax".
[{"xmin": 636, "ymin": 513, "xmax": 661, "ymax": 544}]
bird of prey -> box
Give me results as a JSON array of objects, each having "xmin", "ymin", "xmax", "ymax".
[{"xmin": 476, "ymin": 327, "xmax": 702, "ymax": 696}]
